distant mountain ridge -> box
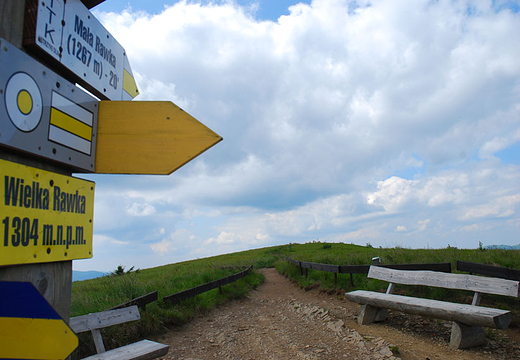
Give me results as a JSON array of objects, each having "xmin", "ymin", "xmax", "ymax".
[
  {"xmin": 485, "ymin": 244, "xmax": 520, "ymax": 250},
  {"xmin": 73, "ymin": 270, "xmax": 107, "ymax": 282}
]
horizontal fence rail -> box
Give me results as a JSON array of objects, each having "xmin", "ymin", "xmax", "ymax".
[
  {"xmin": 110, "ymin": 291, "xmax": 158, "ymax": 311},
  {"xmin": 163, "ymin": 265, "xmax": 253, "ymax": 305},
  {"xmin": 457, "ymin": 260, "xmax": 520, "ymax": 281},
  {"xmin": 286, "ymin": 257, "xmax": 452, "ymax": 286}
]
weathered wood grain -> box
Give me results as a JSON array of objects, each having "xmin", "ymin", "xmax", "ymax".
[
  {"xmin": 368, "ymin": 266, "xmax": 519, "ymax": 297},
  {"xmin": 81, "ymin": 340, "xmax": 169, "ymax": 360},
  {"xmin": 345, "ymin": 290, "xmax": 512, "ymax": 329},
  {"xmin": 70, "ymin": 306, "xmax": 141, "ymax": 333},
  {"xmin": 450, "ymin": 322, "xmax": 486, "ymax": 349}
]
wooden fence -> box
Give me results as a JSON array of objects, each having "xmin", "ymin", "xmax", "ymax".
[
  {"xmin": 286, "ymin": 257, "xmax": 452, "ymax": 286},
  {"xmin": 163, "ymin": 265, "xmax": 253, "ymax": 305},
  {"xmin": 457, "ymin": 260, "xmax": 520, "ymax": 281},
  {"xmin": 111, "ymin": 291, "xmax": 158, "ymax": 311},
  {"xmin": 108, "ymin": 265, "xmax": 254, "ymax": 311}
]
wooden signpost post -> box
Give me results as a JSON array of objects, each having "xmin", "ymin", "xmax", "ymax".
[{"xmin": 1, "ymin": 0, "xmax": 222, "ymax": 358}]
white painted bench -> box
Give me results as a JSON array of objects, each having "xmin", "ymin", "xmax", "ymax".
[
  {"xmin": 345, "ymin": 266, "xmax": 519, "ymax": 349},
  {"xmin": 70, "ymin": 305, "xmax": 169, "ymax": 360}
]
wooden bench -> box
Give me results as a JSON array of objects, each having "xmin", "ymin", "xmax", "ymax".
[
  {"xmin": 345, "ymin": 266, "xmax": 519, "ymax": 349},
  {"xmin": 70, "ymin": 305, "xmax": 169, "ymax": 360}
]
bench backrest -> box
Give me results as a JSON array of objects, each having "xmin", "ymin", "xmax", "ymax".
[
  {"xmin": 368, "ymin": 266, "xmax": 520, "ymax": 298},
  {"xmin": 70, "ymin": 305, "xmax": 141, "ymax": 333}
]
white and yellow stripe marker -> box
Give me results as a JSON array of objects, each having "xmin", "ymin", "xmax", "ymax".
[{"xmin": 49, "ymin": 91, "xmax": 94, "ymax": 155}]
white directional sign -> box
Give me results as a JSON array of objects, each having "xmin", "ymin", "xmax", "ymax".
[
  {"xmin": 24, "ymin": 0, "xmax": 139, "ymax": 101},
  {"xmin": 0, "ymin": 38, "xmax": 98, "ymax": 172}
]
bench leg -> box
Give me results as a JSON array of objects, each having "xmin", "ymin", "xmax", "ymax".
[
  {"xmin": 374, "ymin": 308, "xmax": 388, "ymax": 322},
  {"xmin": 358, "ymin": 304, "xmax": 379, "ymax": 325},
  {"xmin": 91, "ymin": 328, "xmax": 106, "ymax": 353},
  {"xmin": 450, "ymin": 322, "xmax": 486, "ymax": 349}
]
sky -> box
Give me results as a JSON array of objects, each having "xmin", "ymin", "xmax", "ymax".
[{"xmin": 73, "ymin": 0, "xmax": 520, "ymax": 272}]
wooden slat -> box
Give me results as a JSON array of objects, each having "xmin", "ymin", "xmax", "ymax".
[
  {"xmin": 91, "ymin": 329, "xmax": 106, "ymax": 353},
  {"xmin": 287, "ymin": 257, "xmax": 451, "ymax": 275},
  {"xmin": 286, "ymin": 257, "xmax": 300, "ymax": 266},
  {"xmin": 81, "ymin": 340, "xmax": 169, "ymax": 360},
  {"xmin": 383, "ymin": 262, "xmax": 452, "ymax": 273},
  {"xmin": 308, "ymin": 263, "xmax": 339, "ymax": 273},
  {"xmin": 457, "ymin": 261, "xmax": 520, "ymax": 281},
  {"xmin": 345, "ymin": 290, "xmax": 512, "ymax": 329},
  {"xmin": 368, "ymin": 266, "xmax": 519, "ymax": 297},
  {"xmin": 70, "ymin": 306, "xmax": 141, "ymax": 333},
  {"xmin": 339, "ymin": 265, "xmax": 370, "ymax": 274},
  {"xmin": 110, "ymin": 291, "xmax": 158, "ymax": 310}
]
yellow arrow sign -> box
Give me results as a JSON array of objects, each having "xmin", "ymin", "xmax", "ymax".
[{"xmin": 94, "ymin": 101, "xmax": 223, "ymax": 174}]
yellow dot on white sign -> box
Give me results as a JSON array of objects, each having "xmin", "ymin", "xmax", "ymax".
[
  {"xmin": 5, "ymin": 72, "xmax": 43, "ymax": 132},
  {"xmin": 17, "ymin": 90, "xmax": 33, "ymax": 115}
]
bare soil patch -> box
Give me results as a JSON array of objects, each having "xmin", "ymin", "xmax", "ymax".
[{"xmin": 157, "ymin": 268, "xmax": 520, "ymax": 360}]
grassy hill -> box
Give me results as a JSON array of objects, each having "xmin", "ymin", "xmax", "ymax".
[{"xmin": 71, "ymin": 242, "xmax": 520, "ymax": 356}]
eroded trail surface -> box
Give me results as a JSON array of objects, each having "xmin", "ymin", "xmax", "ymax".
[{"xmin": 159, "ymin": 268, "xmax": 520, "ymax": 360}]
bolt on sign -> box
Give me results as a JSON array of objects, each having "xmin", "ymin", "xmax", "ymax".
[
  {"xmin": 0, "ymin": 38, "xmax": 99, "ymax": 172},
  {"xmin": 23, "ymin": 0, "xmax": 139, "ymax": 101},
  {"xmin": 0, "ymin": 158, "xmax": 94, "ymax": 266}
]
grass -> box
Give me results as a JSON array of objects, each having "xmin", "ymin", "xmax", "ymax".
[{"xmin": 71, "ymin": 242, "xmax": 520, "ymax": 356}]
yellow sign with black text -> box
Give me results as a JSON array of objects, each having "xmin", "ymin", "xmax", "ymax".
[{"xmin": 0, "ymin": 159, "xmax": 94, "ymax": 266}]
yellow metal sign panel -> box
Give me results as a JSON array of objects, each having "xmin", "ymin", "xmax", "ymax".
[
  {"xmin": 95, "ymin": 101, "xmax": 223, "ymax": 174},
  {"xmin": 0, "ymin": 159, "xmax": 94, "ymax": 266}
]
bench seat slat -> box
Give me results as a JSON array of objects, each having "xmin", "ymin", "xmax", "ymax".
[
  {"xmin": 345, "ymin": 290, "xmax": 512, "ymax": 329},
  {"xmin": 81, "ymin": 340, "xmax": 169, "ymax": 360},
  {"xmin": 71, "ymin": 306, "xmax": 141, "ymax": 333},
  {"xmin": 368, "ymin": 266, "xmax": 519, "ymax": 297}
]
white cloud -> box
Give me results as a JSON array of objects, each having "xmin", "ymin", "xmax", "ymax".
[
  {"xmin": 94, "ymin": 234, "xmax": 129, "ymax": 245},
  {"xmin": 417, "ymin": 219, "xmax": 430, "ymax": 232},
  {"xmin": 150, "ymin": 229, "xmax": 195, "ymax": 255},
  {"xmin": 127, "ymin": 202, "xmax": 156, "ymax": 216},
  {"xmin": 77, "ymin": 0, "xmax": 520, "ymax": 271},
  {"xmin": 206, "ymin": 231, "xmax": 237, "ymax": 245},
  {"xmin": 461, "ymin": 194, "xmax": 520, "ymax": 220},
  {"xmin": 366, "ymin": 177, "xmax": 414, "ymax": 212},
  {"xmin": 479, "ymin": 129, "xmax": 520, "ymax": 160}
]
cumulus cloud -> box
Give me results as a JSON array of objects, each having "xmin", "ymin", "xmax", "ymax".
[
  {"xmin": 77, "ymin": 0, "xmax": 520, "ymax": 271},
  {"xmin": 127, "ymin": 202, "xmax": 157, "ymax": 216}
]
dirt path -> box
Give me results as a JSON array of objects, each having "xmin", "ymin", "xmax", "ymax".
[{"xmin": 158, "ymin": 268, "xmax": 520, "ymax": 360}]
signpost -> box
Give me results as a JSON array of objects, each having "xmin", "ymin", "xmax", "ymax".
[
  {"xmin": 0, "ymin": 281, "xmax": 79, "ymax": 359},
  {"xmin": 0, "ymin": 38, "xmax": 99, "ymax": 172},
  {"xmin": 24, "ymin": 0, "xmax": 139, "ymax": 101},
  {"xmin": 0, "ymin": 159, "xmax": 94, "ymax": 266},
  {"xmin": 95, "ymin": 101, "xmax": 223, "ymax": 174},
  {"xmin": 1, "ymin": 0, "xmax": 222, "ymax": 358}
]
